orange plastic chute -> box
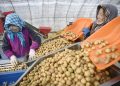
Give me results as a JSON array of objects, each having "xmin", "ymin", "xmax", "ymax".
[
  {"xmin": 62, "ymin": 18, "xmax": 93, "ymax": 41},
  {"xmin": 82, "ymin": 16, "xmax": 120, "ymax": 70}
]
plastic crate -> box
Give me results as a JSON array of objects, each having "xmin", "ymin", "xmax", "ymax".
[
  {"xmin": 39, "ymin": 26, "xmax": 51, "ymax": 35},
  {"xmin": 3, "ymin": 11, "xmax": 14, "ymax": 17},
  {"xmin": 0, "ymin": 70, "xmax": 25, "ymax": 86},
  {"xmin": 0, "ymin": 19, "xmax": 4, "ymax": 34}
]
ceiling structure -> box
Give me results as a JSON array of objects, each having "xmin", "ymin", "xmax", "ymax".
[{"xmin": 0, "ymin": 0, "xmax": 120, "ymax": 31}]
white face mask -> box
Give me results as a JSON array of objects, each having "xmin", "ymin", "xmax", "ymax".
[{"xmin": 9, "ymin": 25, "xmax": 20, "ymax": 32}]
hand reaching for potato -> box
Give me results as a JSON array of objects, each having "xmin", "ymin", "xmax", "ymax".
[
  {"xmin": 10, "ymin": 55, "xmax": 18, "ymax": 66},
  {"xmin": 29, "ymin": 49, "xmax": 36, "ymax": 60}
]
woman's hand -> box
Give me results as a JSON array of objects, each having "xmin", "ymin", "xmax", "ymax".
[
  {"xmin": 10, "ymin": 55, "xmax": 18, "ymax": 66},
  {"xmin": 29, "ymin": 49, "xmax": 35, "ymax": 60}
]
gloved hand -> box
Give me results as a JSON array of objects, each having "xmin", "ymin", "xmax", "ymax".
[
  {"xmin": 82, "ymin": 28, "xmax": 90, "ymax": 38},
  {"xmin": 10, "ymin": 55, "xmax": 18, "ymax": 66},
  {"xmin": 29, "ymin": 49, "xmax": 35, "ymax": 60}
]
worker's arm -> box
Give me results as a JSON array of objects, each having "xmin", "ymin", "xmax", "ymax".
[
  {"xmin": 2, "ymin": 32, "xmax": 18, "ymax": 66},
  {"xmin": 2, "ymin": 32, "xmax": 14, "ymax": 58},
  {"xmin": 28, "ymin": 27, "xmax": 41, "ymax": 50},
  {"xmin": 28, "ymin": 28, "xmax": 41, "ymax": 60}
]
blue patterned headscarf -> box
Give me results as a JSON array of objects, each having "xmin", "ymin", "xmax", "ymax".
[{"xmin": 4, "ymin": 13, "xmax": 26, "ymax": 47}]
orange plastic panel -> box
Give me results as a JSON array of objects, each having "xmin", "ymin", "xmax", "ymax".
[
  {"xmin": 62, "ymin": 18, "xmax": 93, "ymax": 41},
  {"xmin": 82, "ymin": 16, "xmax": 120, "ymax": 70}
]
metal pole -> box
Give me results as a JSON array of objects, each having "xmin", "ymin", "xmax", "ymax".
[{"xmin": 27, "ymin": 0, "xmax": 32, "ymax": 24}]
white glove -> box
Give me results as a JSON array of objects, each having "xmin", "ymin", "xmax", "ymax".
[
  {"xmin": 29, "ymin": 49, "xmax": 35, "ymax": 60},
  {"xmin": 10, "ymin": 55, "xmax": 18, "ymax": 66}
]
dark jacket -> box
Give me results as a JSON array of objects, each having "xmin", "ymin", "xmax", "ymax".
[{"xmin": 2, "ymin": 27, "xmax": 41, "ymax": 58}]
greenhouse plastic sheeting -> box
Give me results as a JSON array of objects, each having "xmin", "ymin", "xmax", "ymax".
[{"xmin": 0, "ymin": 0, "xmax": 120, "ymax": 31}]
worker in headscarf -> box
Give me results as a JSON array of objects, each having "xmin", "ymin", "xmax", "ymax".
[
  {"xmin": 83, "ymin": 4, "xmax": 118, "ymax": 38},
  {"xmin": 2, "ymin": 13, "xmax": 41, "ymax": 66}
]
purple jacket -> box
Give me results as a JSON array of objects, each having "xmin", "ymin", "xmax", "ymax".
[{"xmin": 2, "ymin": 27, "xmax": 41, "ymax": 58}]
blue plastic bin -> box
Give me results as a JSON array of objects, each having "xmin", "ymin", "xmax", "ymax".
[{"xmin": 0, "ymin": 70, "xmax": 25, "ymax": 86}]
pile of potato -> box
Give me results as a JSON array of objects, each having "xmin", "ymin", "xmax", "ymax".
[
  {"xmin": 62, "ymin": 31, "xmax": 78, "ymax": 40},
  {"xmin": 82, "ymin": 40, "xmax": 120, "ymax": 64},
  {"xmin": 19, "ymin": 48, "xmax": 111, "ymax": 86},
  {"xmin": 47, "ymin": 32, "xmax": 59, "ymax": 39},
  {"xmin": 0, "ymin": 63, "xmax": 28, "ymax": 72},
  {"xmin": 35, "ymin": 37, "xmax": 72, "ymax": 58},
  {"xmin": 46, "ymin": 29, "xmax": 64, "ymax": 39},
  {"xmin": 94, "ymin": 48, "xmax": 120, "ymax": 64},
  {"xmin": 81, "ymin": 40, "xmax": 109, "ymax": 49}
]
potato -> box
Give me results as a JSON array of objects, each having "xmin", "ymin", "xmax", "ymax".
[
  {"xmin": 84, "ymin": 71, "xmax": 91, "ymax": 77},
  {"xmin": 66, "ymin": 57, "xmax": 72, "ymax": 63},
  {"xmin": 75, "ymin": 68, "xmax": 82, "ymax": 74},
  {"xmin": 77, "ymin": 75, "xmax": 83, "ymax": 80},
  {"xmin": 93, "ymin": 58, "xmax": 100, "ymax": 64},
  {"xmin": 85, "ymin": 77, "xmax": 91, "ymax": 82},
  {"xmin": 70, "ymin": 73, "xmax": 75, "ymax": 79},
  {"xmin": 23, "ymin": 77, "xmax": 27, "ymax": 81},
  {"xmin": 88, "ymin": 63, "xmax": 95, "ymax": 68},
  {"xmin": 60, "ymin": 79, "xmax": 65, "ymax": 84},
  {"xmin": 75, "ymin": 62, "xmax": 80, "ymax": 67},
  {"xmin": 65, "ymin": 71, "xmax": 71, "ymax": 77},
  {"xmin": 105, "ymin": 48, "xmax": 111, "ymax": 53},
  {"xmin": 95, "ymin": 75, "xmax": 100, "ymax": 81},
  {"xmin": 104, "ymin": 56, "xmax": 110, "ymax": 64},
  {"xmin": 94, "ymin": 81, "xmax": 100, "ymax": 86},
  {"xmin": 71, "ymin": 64, "xmax": 77, "ymax": 70},
  {"xmin": 96, "ymin": 50, "xmax": 102, "ymax": 56},
  {"xmin": 76, "ymin": 82, "xmax": 82, "ymax": 86},
  {"xmin": 94, "ymin": 40, "xmax": 100, "ymax": 45},
  {"xmin": 98, "ymin": 44, "xmax": 104, "ymax": 48},
  {"xmin": 111, "ymin": 47, "xmax": 117, "ymax": 52},
  {"xmin": 66, "ymin": 80, "xmax": 72, "ymax": 85},
  {"xmin": 81, "ymin": 78, "xmax": 86, "ymax": 84},
  {"xmin": 68, "ymin": 67, "xmax": 74, "ymax": 73},
  {"xmin": 86, "ymin": 43, "xmax": 91, "ymax": 48},
  {"xmin": 62, "ymin": 31, "xmax": 78, "ymax": 39},
  {"xmin": 111, "ymin": 53, "xmax": 118, "ymax": 59},
  {"xmin": 86, "ymin": 82, "xmax": 91, "ymax": 86},
  {"xmin": 101, "ymin": 43, "xmax": 106, "ymax": 48}
]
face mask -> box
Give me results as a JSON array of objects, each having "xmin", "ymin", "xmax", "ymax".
[{"xmin": 9, "ymin": 25, "xmax": 20, "ymax": 32}]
